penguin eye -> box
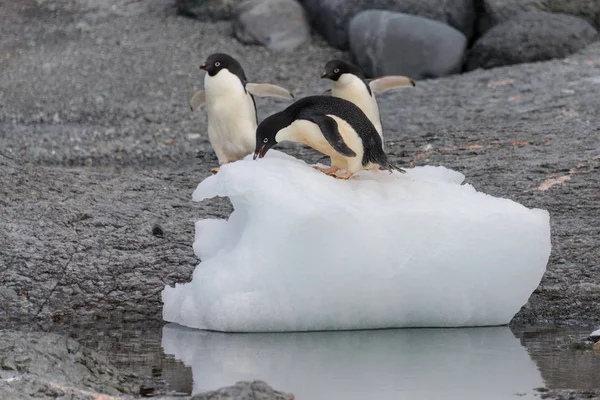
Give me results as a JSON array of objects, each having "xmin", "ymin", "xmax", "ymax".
[
  {"xmin": 215, "ymin": 62, "xmax": 221, "ymax": 67},
  {"xmin": 263, "ymin": 138, "xmax": 268, "ymax": 143},
  {"xmin": 334, "ymin": 68, "xmax": 339, "ymax": 73}
]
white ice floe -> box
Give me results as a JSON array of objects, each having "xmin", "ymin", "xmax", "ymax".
[{"xmin": 162, "ymin": 150, "xmax": 551, "ymax": 332}]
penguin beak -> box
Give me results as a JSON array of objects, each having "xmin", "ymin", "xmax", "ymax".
[
  {"xmin": 253, "ymin": 145, "xmax": 266, "ymax": 160},
  {"xmin": 320, "ymin": 71, "xmax": 328, "ymax": 79},
  {"xmin": 199, "ymin": 63, "xmax": 207, "ymax": 70}
]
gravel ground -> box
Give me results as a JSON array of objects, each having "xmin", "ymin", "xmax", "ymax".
[{"xmin": 1, "ymin": 0, "xmax": 599, "ymax": 333}]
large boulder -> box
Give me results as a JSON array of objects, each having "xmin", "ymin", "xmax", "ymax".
[
  {"xmin": 176, "ymin": 0, "xmax": 245, "ymax": 20},
  {"xmin": 300, "ymin": 0, "xmax": 475, "ymax": 50},
  {"xmin": 476, "ymin": 0, "xmax": 600, "ymax": 35},
  {"xmin": 467, "ymin": 12, "xmax": 598, "ymax": 71},
  {"xmin": 349, "ymin": 10, "xmax": 467, "ymax": 79},
  {"xmin": 233, "ymin": 0, "xmax": 311, "ymax": 51},
  {"xmin": 475, "ymin": 0, "xmax": 543, "ymax": 35},
  {"xmin": 191, "ymin": 381, "xmax": 295, "ymax": 400},
  {"xmin": 547, "ymin": 0, "xmax": 600, "ymax": 29}
]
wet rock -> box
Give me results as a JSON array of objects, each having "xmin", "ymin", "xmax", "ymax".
[
  {"xmin": 233, "ymin": 0, "xmax": 310, "ymax": 51},
  {"xmin": 349, "ymin": 10, "xmax": 467, "ymax": 79},
  {"xmin": 0, "ymin": 330, "xmax": 140, "ymax": 399},
  {"xmin": 301, "ymin": 0, "xmax": 475, "ymax": 49},
  {"xmin": 537, "ymin": 388, "xmax": 600, "ymax": 399},
  {"xmin": 191, "ymin": 380, "xmax": 295, "ymax": 400},
  {"xmin": 176, "ymin": 0, "xmax": 245, "ymax": 21},
  {"xmin": 477, "ymin": 0, "xmax": 600, "ymax": 35},
  {"xmin": 467, "ymin": 12, "xmax": 597, "ymax": 71}
]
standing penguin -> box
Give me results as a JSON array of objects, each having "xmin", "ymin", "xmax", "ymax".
[
  {"xmin": 190, "ymin": 53, "xmax": 295, "ymax": 173},
  {"xmin": 253, "ymin": 95, "xmax": 404, "ymax": 179},
  {"xmin": 320, "ymin": 59, "xmax": 415, "ymax": 148}
]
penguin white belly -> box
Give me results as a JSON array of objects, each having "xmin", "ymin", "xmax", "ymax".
[
  {"xmin": 332, "ymin": 77, "xmax": 383, "ymax": 137},
  {"xmin": 277, "ymin": 116, "xmax": 364, "ymax": 173},
  {"xmin": 204, "ymin": 71, "xmax": 257, "ymax": 164}
]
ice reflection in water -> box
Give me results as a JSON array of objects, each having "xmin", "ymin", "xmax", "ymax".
[{"xmin": 162, "ymin": 325, "xmax": 544, "ymax": 399}]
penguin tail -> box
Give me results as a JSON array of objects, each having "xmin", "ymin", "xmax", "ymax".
[{"xmin": 383, "ymin": 161, "xmax": 406, "ymax": 174}]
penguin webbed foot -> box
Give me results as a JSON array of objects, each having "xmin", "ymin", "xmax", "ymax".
[
  {"xmin": 312, "ymin": 165, "xmax": 338, "ymax": 175},
  {"xmin": 210, "ymin": 167, "xmax": 220, "ymax": 174},
  {"xmin": 312, "ymin": 165, "xmax": 353, "ymax": 180},
  {"xmin": 331, "ymin": 170, "xmax": 353, "ymax": 180}
]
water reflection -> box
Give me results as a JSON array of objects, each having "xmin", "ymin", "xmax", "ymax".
[
  {"xmin": 518, "ymin": 327, "xmax": 600, "ymax": 390},
  {"xmin": 162, "ymin": 324, "xmax": 544, "ymax": 399}
]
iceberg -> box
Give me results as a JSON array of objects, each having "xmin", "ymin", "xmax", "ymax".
[{"xmin": 162, "ymin": 150, "xmax": 551, "ymax": 332}]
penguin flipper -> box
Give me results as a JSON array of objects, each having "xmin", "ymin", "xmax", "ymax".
[
  {"xmin": 321, "ymin": 89, "xmax": 332, "ymax": 96},
  {"xmin": 246, "ymin": 83, "xmax": 295, "ymax": 100},
  {"xmin": 301, "ymin": 114, "xmax": 357, "ymax": 158},
  {"xmin": 368, "ymin": 76, "xmax": 415, "ymax": 93},
  {"xmin": 190, "ymin": 90, "xmax": 206, "ymax": 111}
]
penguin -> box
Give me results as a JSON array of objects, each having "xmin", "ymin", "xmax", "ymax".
[
  {"xmin": 590, "ymin": 328, "xmax": 600, "ymax": 343},
  {"xmin": 320, "ymin": 59, "xmax": 415, "ymax": 147},
  {"xmin": 253, "ymin": 95, "xmax": 404, "ymax": 179},
  {"xmin": 189, "ymin": 53, "xmax": 295, "ymax": 173}
]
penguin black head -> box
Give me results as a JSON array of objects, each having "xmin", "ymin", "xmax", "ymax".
[
  {"xmin": 253, "ymin": 112, "xmax": 291, "ymax": 159},
  {"xmin": 321, "ymin": 59, "xmax": 365, "ymax": 81},
  {"xmin": 200, "ymin": 53, "xmax": 247, "ymax": 81}
]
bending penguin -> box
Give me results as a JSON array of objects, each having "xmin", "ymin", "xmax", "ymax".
[
  {"xmin": 190, "ymin": 53, "xmax": 295, "ymax": 173},
  {"xmin": 253, "ymin": 95, "xmax": 404, "ymax": 180},
  {"xmin": 320, "ymin": 59, "xmax": 415, "ymax": 147}
]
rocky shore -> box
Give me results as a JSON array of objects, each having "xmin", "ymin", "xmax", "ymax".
[
  {"xmin": 179, "ymin": 0, "xmax": 599, "ymax": 78},
  {"xmin": 1, "ymin": 0, "xmax": 599, "ymax": 399}
]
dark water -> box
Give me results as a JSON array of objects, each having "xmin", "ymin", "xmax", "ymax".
[{"xmin": 61, "ymin": 323, "xmax": 600, "ymax": 399}]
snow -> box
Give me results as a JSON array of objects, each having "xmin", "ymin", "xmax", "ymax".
[
  {"xmin": 161, "ymin": 324, "xmax": 545, "ymax": 399},
  {"xmin": 591, "ymin": 329, "xmax": 600, "ymax": 340},
  {"xmin": 161, "ymin": 150, "xmax": 551, "ymax": 332}
]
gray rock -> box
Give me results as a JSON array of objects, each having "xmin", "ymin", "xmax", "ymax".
[
  {"xmin": 0, "ymin": 286, "xmax": 34, "ymax": 322},
  {"xmin": 0, "ymin": 330, "xmax": 140, "ymax": 399},
  {"xmin": 176, "ymin": 0, "xmax": 245, "ymax": 21},
  {"xmin": 233, "ymin": 0, "xmax": 310, "ymax": 51},
  {"xmin": 191, "ymin": 380, "xmax": 295, "ymax": 400},
  {"xmin": 349, "ymin": 10, "xmax": 467, "ymax": 79},
  {"xmin": 467, "ymin": 12, "xmax": 598, "ymax": 71},
  {"xmin": 475, "ymin": 0, "xmax": 545, "ymax": 36},
  {"xmin": 301, "ymin": 0, "xmax": 475, "ymax": 49},
  {"xmin": 547, "ymin": 0, "xmax": 600, "ymax": 29},
  {"xmin": 477, "ymin": 0, "xmax": 600, "ymax": 35},
  {"xmin": 534, "ymin": 389, "xmax": 600, "ymax": 400}
]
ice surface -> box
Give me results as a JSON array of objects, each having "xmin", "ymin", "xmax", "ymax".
[
  {"xmin": 161, "ymin": 324, "xmax": 544, "ymax": 399},
  {"xmin": 162, "ymin": 150, "xmax": 551, "ymax": 332}
]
